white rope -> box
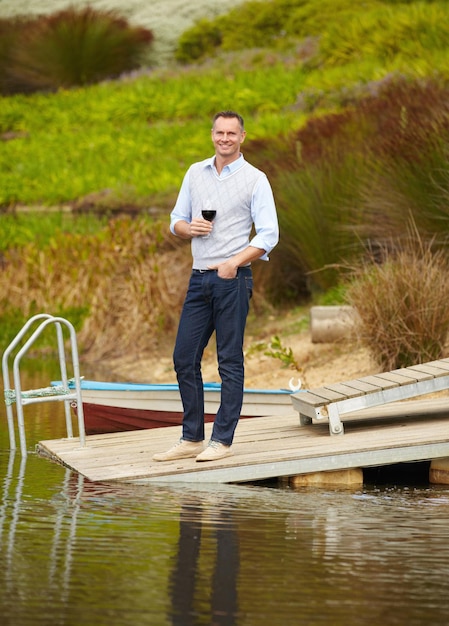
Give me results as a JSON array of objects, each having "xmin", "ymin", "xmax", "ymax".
[{"xmin": 4, "ymin": 379, "xmax": 75, "ymax": 405}]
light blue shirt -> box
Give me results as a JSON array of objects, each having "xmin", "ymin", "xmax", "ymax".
[{"xmin": 170, "ymin": 154, "xmax": 279, "ymax": 265}]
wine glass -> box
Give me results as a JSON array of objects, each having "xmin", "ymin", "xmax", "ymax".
[{"xmin": 201, "ymin": 202, "xmax": 216, "ymax": 238}]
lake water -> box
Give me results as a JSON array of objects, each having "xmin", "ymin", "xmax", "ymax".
[{"xmin": 2, "ymin": 366, "xmax": 449, "ymax": 626}]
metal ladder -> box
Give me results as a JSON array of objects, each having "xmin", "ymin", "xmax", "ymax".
[{"xmin": 2, "ymin": 314, "xmax": 86, "ymax": 455}]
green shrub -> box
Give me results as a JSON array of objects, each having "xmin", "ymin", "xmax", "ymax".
[
  {"xmin": 2, "ymin": 7, "xmax": 154, "ymax": 93},
  {"xmin": 175, "ymin": 18, "xmax": 222, "ymax": 63}
]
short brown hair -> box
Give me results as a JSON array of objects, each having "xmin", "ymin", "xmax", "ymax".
[{"xmin": 212, "ymin": 110, "xmax": 244, "ymax": 131}]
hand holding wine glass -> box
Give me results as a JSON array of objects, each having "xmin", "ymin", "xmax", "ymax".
[{"xmin": 201, "ymin": 202, "xmax": 216, "ymax": 238}]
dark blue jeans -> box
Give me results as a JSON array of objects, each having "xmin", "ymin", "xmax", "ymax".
[{"xmin": 173, "ymin": 267, "xmax": 253, "ymax": 446}]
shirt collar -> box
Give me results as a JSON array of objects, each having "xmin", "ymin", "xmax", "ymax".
[{"xmin": 205, "ymin": 154, "xmax": 245, "ymax": 176}]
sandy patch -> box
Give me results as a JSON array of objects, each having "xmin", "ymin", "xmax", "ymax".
[{"xmin": 103, "ymin": 320, "xmax": 379, "ymax": 391}]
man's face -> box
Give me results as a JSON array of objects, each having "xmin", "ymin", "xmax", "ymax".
[{"xmin": 211, "ymin": 116, "xmax": 246, "ymax": 162}]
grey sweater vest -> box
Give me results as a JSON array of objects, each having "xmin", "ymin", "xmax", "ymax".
[{"xmin": 189, "ymin": 160, "xmax": 264, "ymax": 269}]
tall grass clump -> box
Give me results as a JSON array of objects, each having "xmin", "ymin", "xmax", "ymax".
[
  {"xmin": 0, "ymin": 217, "xmax": 189, "ymax": 358},
  {"xmin": 362, "ymin": 138, "xmax": 449, "ymax": 245},
  {"xmin": 0, "ymin": 17, "xmax": 22, "ymax": 94},
  {"xmin": 2, "ymin": 7, "xmax": 154, "ymax": 93},
  {"xmin": 274, "ymin": 155, "xmax": 371, "ymax": 293},
  {"xmin": 345, "ymin": 226, "xmax": 449, "ymax": 371}
]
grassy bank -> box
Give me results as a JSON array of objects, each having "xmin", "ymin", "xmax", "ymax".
[{"xmin": 2, "ymin": 1, "xmax": 449, "ymax": 209}]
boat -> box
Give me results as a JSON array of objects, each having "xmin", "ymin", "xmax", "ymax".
[{"xmin": 54, "ymin": 379, "xmax": 299, "ymax": 435}]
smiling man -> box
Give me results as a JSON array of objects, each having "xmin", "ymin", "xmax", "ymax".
[{"xmin": 153, "ymin": 110, "xmax": 279, "ymax": 463}]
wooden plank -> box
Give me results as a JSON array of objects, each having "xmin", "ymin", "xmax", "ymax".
[
  {"xmin": 291, "ymin": 391, "xmax": 333, "ymax": 408},
  {"xmin": 391, "ymin": 367, "xmax": 433, "ymax": 382},
  {"xmin": 370, "ymin": 372, "xmax": 413, "ymax": 386},
  {"xmin": 408, "ymin": 363, "xmax": 449, "ymax": 377},
  {"xmin": 357, "ymin": 375, "xmax": 399, "ymax": 390},
  {"xmin": 338, "ymin": 379, "xmax": 383, "ymax": 393},
  {"xmin": 422, "ymin": 359, "xmax": 449, "ymax": 372},
  {"xmin": 322, "ymin": 382, "xmax": 365, "ymax": 398},
  {"xmin": 303, "ymin": 387, "xmax": 347, "ymax": 402}
]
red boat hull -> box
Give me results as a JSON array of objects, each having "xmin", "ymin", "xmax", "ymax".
[{"xmin": 81, "ymin": 402, "xmax": 259, "ymax": 435}]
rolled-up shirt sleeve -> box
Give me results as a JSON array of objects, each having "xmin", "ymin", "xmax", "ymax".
[
  {"xmin": 170, "ymin": 170, "xmax": 192, "ymax": 234},
  {"xmin": 250, "ymin": 174, "xmax": 279, "ymax": 260}
]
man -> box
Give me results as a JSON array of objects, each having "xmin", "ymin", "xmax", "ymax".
[{"xmin": 153, "ymin": 110, "xmax": 279, "ymax": 463}]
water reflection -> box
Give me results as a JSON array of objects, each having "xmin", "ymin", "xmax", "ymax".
[
  {"xmin": 3, "ymin": 367, "xmax": 449, "ymax": 625},
  {"xmin": 0, "ymin": 448, "xmax": 244, "ymax": 626},
  {"xmin": 2, "ymin": 447, "xmax": 449, "ymax": 625},
  {"xmin": 48, "ymin": 470, "xmax": 84, "ymax": 606},
  {"xmin": 0, "ymin": 451, "xmax": 25, "ymax": 577},
  {"xmin": 0, "ymin": 451, "xmax": 83, "ymax": 622},
  {"xmin": 170, "ymin": 497, "xmax": 239, "ymax": 626}
]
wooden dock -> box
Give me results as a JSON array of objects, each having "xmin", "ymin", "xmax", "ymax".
[{"xmin": 36, "ymin": 398, "xmax": 449, "ymax": 484}]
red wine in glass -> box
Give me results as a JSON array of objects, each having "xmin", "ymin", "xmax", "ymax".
[
  {"xmin": 201, "ymin": 207, "xmax": 216, "ymax": 237},
  {"xmin": 201, "ymin": 209, "xmax": 216, "ymax": 222}
]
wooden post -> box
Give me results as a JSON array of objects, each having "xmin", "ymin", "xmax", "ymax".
[
  {"xmin": 310, "ymin": 305, "xmax": 358, "ymax": 343},
  {"xmin": 429, "ymin": 458, "xmax": 449, "ymax": 484},
  {"xmin": 289, "ymin": 468, "xmax": 363, "ymax": 488}
]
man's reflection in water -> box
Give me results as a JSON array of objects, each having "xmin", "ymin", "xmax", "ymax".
[
  {"xmin": 169, "ymin": 499, "xmax": 202, "ymax": 626},
  {"xmin": 169, "ymin": 498, "xmax": 239, "ymax": 626}
]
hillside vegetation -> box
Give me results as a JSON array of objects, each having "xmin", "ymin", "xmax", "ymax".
[{"xmin": 1, "ymin": 0, "xmax": 449, "ymax": 370}]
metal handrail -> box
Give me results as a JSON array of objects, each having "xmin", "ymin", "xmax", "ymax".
[{"xmin": 2, "ymin": 314, "xmax": 86, "ymax": 455}]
